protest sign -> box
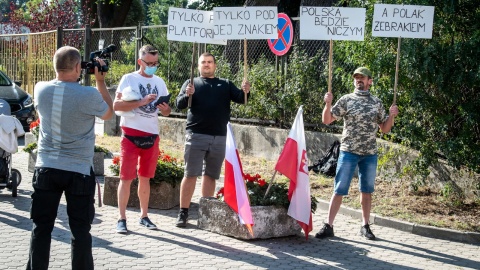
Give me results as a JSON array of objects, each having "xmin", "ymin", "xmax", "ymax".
[
  {"xmin": 167, "ymin": 7, "xmax": 227, "ymax": 45},
  {"xmin": 213, "ymin": 6, "xmax": 278, "ymax": 39},
  {"xmin": 372, "ymin": 4, "xmax": 435, "ymax": 38},
  {"xmin": 299, "ymin": 7, "xmax": 366, "ymax": 41}
]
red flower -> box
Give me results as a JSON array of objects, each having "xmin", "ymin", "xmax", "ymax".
[
  {"xmin": 112, "ymin": 156, "xmax": 121, "ymax": 165},
  {"xmin": 216, "ymin": 187, "xmax": 225, "ymax": 198},
  {"xmin": 29, "ymin": 119, "xmax": 40, "ymax": 129},
  {"xmin": 244, "ymin": 173, "xmax": 256, "ymax": 182},
  {"xmin": 258, "ymin": 179, "xmax": 266, "ymax": 187}
]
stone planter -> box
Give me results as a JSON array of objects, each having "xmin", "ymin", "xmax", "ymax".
[
  {"xmin": 28, "ymin": 151, "xmax": 37, "ymax": 173},
  {"xmin": 103, "ymin": 176, "xmax": 180, "ymax": 209},
  {"xmin": 198, "ymin": 197, "xmax": 301, "ymax": 240},
  {"xmin": 28, "ymin": 151, "xmax": 104, "ymax": 175},
  {"xmin": 25, "ymin": 132, "xmax": 37, "ymax": 146},
  {"xmin": 93, "ymin": 152, "xmax": 105, "ymax": 176}
]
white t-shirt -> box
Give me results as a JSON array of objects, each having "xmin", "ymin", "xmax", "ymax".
[{"xmin": 117, "ymin": 72, "xmax": 168, "ymax": 134}]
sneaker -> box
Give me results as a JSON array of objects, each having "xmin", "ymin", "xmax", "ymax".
[
  {"xmin": 360, "ymin": 224, "xmax": 376, "ymax": 240},
  {"xmin": 175, "ymin": 211, "xmax": 188, "ymax": 228},
  {"xmin": 116, "ymin": 219, "xmax": 128, "ymax": 234},
  {"xmin": 315, "ymin": 223, "xmax": 334, "ymax": 238},
  {"xmin": 139, "ymin": 217, "xmax": 157, "ymax": 230}
]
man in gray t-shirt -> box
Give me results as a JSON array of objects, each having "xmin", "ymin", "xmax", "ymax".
[
  {"xmin": 315, "ymin": 67, "xmax": 398, "ymax": 241},
  {"xmin": 26, "ymin": 46, "xmax": 113, "ymax": 270}
]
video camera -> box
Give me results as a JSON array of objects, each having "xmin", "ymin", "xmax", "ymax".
[{"xmin": 81, "ymin": 44, "xmax": 117, "ymax": 74}]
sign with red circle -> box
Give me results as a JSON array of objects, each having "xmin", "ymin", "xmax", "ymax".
[{"xmin": 268, "ymin": 13, "xmax": 294, "ymax": 56}]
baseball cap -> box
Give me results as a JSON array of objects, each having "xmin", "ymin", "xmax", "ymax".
[{"xmin": 353, "ymin": 67, "xmax": 372, "ymax": 78}]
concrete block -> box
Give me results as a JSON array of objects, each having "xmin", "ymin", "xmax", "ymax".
[
  {"xmin": 374, "ymin": 216, "xmax": 414, "ymax": 233},
  {"xmin": 198, "ymin": 197, "xmax": 301, "ymax": 240},
  {"xmin": 28, "ymin": 151, "xmax": 36, "ymax": 173},
  {"xmin": 24, "ymin": 132, "xmax": 37, "ymax": 146},
  {"xmin": 413, "ymin": 224, "xmax": 480, "ymax": 244},
  {"xmin": 104, "ymin": 86, "xmax": 121, "ymax": 136},
  {"xmin": 103, "ymin": 176, "xmax": 180, "ymax": 209},
  {"xmin": 93, "ymin": 152, "xmax": 104, "ymax": 176}
]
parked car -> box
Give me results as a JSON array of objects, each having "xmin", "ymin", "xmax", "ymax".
[{"xmin": 0, "ymin": 70, "xmax": 36, "ymax": 131}]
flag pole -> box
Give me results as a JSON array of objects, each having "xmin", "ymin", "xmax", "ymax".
[
  {"xmin": 328, "ymin": 39, "xmax": 333, "ymax": 93},
  {"xmin": 393, "ymin": 37, "xmax": 401, "ymax": 105},
  {"xmin": 263, "ymin": 171, "xmax": 277, "ymax": 199},
  {"xmin": 188, "ymin": 42, "xmax": 196, "ymax": 108},
  {"xmin": 392, "ymin": 37, "xmax": 401, "ymax": 126},
  {"xmin": 243, "ymin": 38, "xmax": 248, "ymax": 105}
]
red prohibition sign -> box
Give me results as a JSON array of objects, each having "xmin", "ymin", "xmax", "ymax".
[{"xmin": 268, "ymin": 13, "xmax": 293, "ymax": 56}]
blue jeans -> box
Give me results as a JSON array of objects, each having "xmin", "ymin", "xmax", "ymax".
[
  {"xmin": 334, "ymin": 151, "xmax": 378, "ymax": 195},
  {"xmin": 27, "ymin": 167, "xmax": 96, "ymax": 270}
]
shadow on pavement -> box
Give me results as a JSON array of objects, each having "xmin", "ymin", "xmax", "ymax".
[
  {"xmin": 349, "ymin": 238, "xmax": 479, "ymax": 269},
  {"xmin": 120, "ymin": 229, "xmax": 419, "ymax": 269},
  {"xmin": 0, "ymin": 190, "xmax": 143, "ymax": 259}
]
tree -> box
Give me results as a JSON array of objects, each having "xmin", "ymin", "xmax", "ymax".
[
  {"xmin": 97, "ymin": 0, "xmax": 133, "ymax": 28},
  {"xmin": 332, "ymin": 0, "xmax": 480, "ymax": 174},
  {"xmin": 148, "ymin": 0, "xmax": 188, "ymax": 25},
  {"xmin": 6, "ymin": 0, "xmax": 88, "ymax": 33}
]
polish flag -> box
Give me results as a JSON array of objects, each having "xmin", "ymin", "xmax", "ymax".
[
  {"xmin": 224, "ymin": 122, "xmax": 254, "ymax": 236},
  {"xmin": 274, "ymin": 106, "xmax": 313, "ymax": 239}
]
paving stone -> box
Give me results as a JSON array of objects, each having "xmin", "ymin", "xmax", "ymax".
[{"xmin": 1, "ymin": 149, "xmax": 479, "ymax": 269}]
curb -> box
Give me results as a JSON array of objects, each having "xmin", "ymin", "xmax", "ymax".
[{"xmin": 316, "ymin": 199, "xmax": 480, "ymax": 245}]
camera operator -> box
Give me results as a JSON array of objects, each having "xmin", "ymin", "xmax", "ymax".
[{"xmin": 27, "ymin": 46, "xmax": 113, "ymax": 270}]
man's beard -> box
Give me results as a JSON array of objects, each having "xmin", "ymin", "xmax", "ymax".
[{"xmin": 356, "ymin": 83, "xmax": 365, "ymax": 90}]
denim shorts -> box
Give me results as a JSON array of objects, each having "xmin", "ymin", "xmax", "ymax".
[
  {"xmin": 183, "ymin": 132, "xmax": 226, "ymax": 179},
  {"xmin": 334, "ymin": 151, "xmax": 378, "ymax": 195}
]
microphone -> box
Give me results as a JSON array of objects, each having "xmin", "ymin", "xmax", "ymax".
[{"xmin": 98, "ymin": 44, "xmax": 117, "ymax": 56}]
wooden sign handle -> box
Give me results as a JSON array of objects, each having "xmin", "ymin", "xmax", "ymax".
[
  {"xmin": 328, "ymin": 39, "xmax": 333, "ymax": 93},
  {"xmin": 188, "ymin": 42, "xmax": 196, "ymax": 108}
]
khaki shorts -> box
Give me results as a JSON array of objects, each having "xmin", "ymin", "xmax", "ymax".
[{"xmin": 183, "ymin": 132, "xmax": 226, "ymax": 179}]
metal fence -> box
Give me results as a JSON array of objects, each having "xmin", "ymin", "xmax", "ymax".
[
  {"xmin": 0, "ymin": 13, "xmax": 358, "ymax": 127},
  {"xmin": 0, "ymin": 30, "xmax": 57, "ymax": 94}
]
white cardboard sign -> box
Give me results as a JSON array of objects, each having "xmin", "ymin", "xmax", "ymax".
[
  {"xmin": 213, "ymin": 6, "xmax": 278, "ymax": 40},
  {"xmin": 299, "ymin": 7, "xmax": 366, "ymax": 41},
  {"xmin": 372, "ymin": 4, "xmax": 435, "ymax": 39},
  {"xmin": 167, "ymin": 8, "xmax": 227, "ymax": 45}
]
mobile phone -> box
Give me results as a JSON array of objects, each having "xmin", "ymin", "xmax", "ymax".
[{"xmin": 154, "ymin": 93, "xmax": 171, "ymax": 106}]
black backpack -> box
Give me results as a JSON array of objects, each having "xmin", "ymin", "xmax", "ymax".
[{"xmin": 308, "ymin": 140, "xmax": 341, "ymax": 177}]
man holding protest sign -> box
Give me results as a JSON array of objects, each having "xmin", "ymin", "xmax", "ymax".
[
  {"xmin": 316, "ymin": 67, "xmax": 398, "ymax": 240},
  {"xmin": 175, "ymin": 52, "xmax": 250, "ymax": 227}
]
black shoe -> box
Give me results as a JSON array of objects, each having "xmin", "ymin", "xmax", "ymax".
[
  {"xmin": 315, "ymin": 223, "xmax": 334, "ymax": 238},
  {"xmin": 360, "ymin": 224, "xmax": 376, "ymax": 240},
  {"xmin": 139, "ymin": 217, "xmax": 157, "ymax": 230},
  {"xmin": 175, "ymin": 211, "xmax": 188, "ymax": 228}
]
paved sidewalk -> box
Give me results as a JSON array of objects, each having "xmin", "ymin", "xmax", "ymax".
[{"xmin": 1, "ymin": 150, "xmax": 479, "ymax": 270}]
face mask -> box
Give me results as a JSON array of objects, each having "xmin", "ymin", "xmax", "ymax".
[{"xmin": 144, "ymin": 66, "xmax": 157, "ymax": 76}]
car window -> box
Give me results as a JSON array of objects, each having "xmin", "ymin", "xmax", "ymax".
[{"xmin": 0, "ymin": 72, "xmax": 12, "ymax": 86}]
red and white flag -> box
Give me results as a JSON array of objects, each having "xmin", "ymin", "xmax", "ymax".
[
  {"xmin": 224, "ymin": 122, "xmax": 254, "ymax": 236},
  {"xmin": 274, "ymin": 106, "xmax": 313, "ymax": 239}
]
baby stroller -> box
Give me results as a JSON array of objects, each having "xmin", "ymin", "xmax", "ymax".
[{"xmin": 0, "ymin": 99, "xmax": 24, "ymax": 197}]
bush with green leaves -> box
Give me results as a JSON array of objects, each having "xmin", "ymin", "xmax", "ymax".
[{"xmin": 331, "ymin": 0, "xmax": 480, "ymax": 176}]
